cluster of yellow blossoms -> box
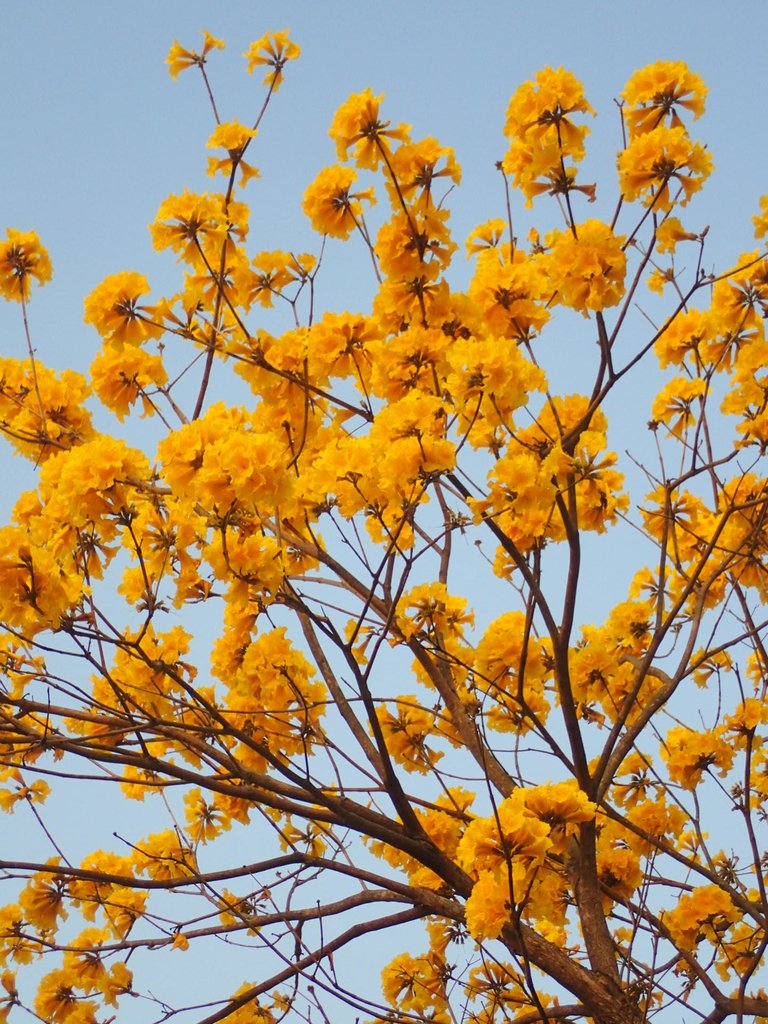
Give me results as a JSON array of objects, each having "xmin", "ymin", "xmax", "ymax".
[{"xmin": 2, "ymin": 33, "xmax": 768, "ymax": 1024}]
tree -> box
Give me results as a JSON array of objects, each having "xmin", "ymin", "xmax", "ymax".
[{"xmin": 1, "ymin": 25, "xmax": 768, "ymax": 1024}]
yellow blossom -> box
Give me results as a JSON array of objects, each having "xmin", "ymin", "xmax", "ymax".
[
  {"xmin": 150, "ymin": 190, "xmax": 239, "ymax": 267},
  {"xmin": 302, "ymin": 165, "xmax": 375, "ymax": 239},
  {"xmin": 663, "ymin": 724, "xmax": 735, "ymax": 789},
  {"xmin": 386, "ymin": 137, "xmax": 461, "ymax": 210},
  {"xmin": 502, "ymin": 67, "xmax": 595, "ymax": 206},
  {"xmin": 329, "ymin": 88, "xmax": 410, "ymax": 170},
  {"xmin": 753, "ymin": 195, "xmax": 768, "ymax": 239},
  {"xmin": 0, "ymin": 229, "xmax": 52, "ymax": 302},
  {"xmin": 376, "ymin": 697, "xmax": 445, "ymax": 774},
  {"xmin": 166, "ymin": 30, "xmax": 224, "ymax": 80},
  {"xmin": 617, "ymin": 125, "xmax": 712, "ymax": 212},
  {"xmin": 206, "ymin": 120, "xmax": 259, "ymax": 185},
  {"xmin": 90, "ymin": 343, "xmax": 168, "ymax": 421},
  {"xmin": 651, "ymin": 376, "xmax": 706, "ymax": 438},
  {"xmin": 466, "ymin": 219, "xmax": 507, "ymax": 257},
  {"xmin": 622, "ymin": 61, "xmax": 707, "ymax": 139},
  {"xmin": 545, "ymin": 219, "xmax": 626, "ymax": 313},
  {"xmin": 83, "ymin": 271, "xmax": 164, "ymax": 348},
  {"xmin": 664, "ymin": 886, "xmax": 739, "ymax": 951},
  {"xmin": 656, "ymin": 215, "xmax": 699, "ymax": 253},
  {"xmin": 243, "ymin": 30, "xmax": 300, "ymax": 90}
]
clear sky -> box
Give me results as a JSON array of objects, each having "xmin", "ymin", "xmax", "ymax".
[
  {"xmin": 2, "ymin": 0, "xmax": 766, "ymax": 606},
  {"xmin": 1, "ymin": 3, "xmax": 767, "ymax": 1020},
  {"xmin": 1, "ymin": 0, "xmax": 766, "ymax": 499}
]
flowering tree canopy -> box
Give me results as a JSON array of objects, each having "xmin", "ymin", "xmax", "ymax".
[{"xmin": 3, "ymin": 30, "xmax": 768, "ymax": 1024}]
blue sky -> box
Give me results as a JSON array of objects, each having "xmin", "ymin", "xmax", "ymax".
[
  {"xmin": 1, "ymin": 3, "xmax": 768, "ymax": 1020},
  {"xmin": 2, "ymin": 1, "xmax": 766, "ymax": 376},
  {"xmin": 2, "ymin": 0, "xmax": 765, "ymax": 608}
]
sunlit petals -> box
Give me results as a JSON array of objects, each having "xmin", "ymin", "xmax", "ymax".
[
  {"xmin": 617, "ymin": 125, "xmax": 712, "ymax": 212},
  {"xmin": 385, "ymin": 137, "xmax": 461, "ymax": 210},
  {"xmin": 622, "ymin": 61, "xmax": 707, "ymax": 139},
  {"xmin": 206, "ymin": 120, "xmax": 259, "ymax": 185},
  {"xmin": 0, "ymin": 229, "xmax": 52, "ymax": 302},
  {"xmin": 545, "ymin": 219, "xmax": 626, "ymax": 313},
  {"xmin": 465, "ymin": 218, "xmax": 507, "ymax": 257},
  {"xmin": 650, "ymin": 376, "xmax": 706, "ymax": 438},
  {"xmin": 84, "ymin": 272, "xmax": 164, "ymax": 348},
  {"xmin": 302, "ymin": 165, "xmax": 375, "ymax": 239},
  {"xmin": 329, "ymin": 89, "xmax": 410, "ymax": 170},
  {"xmin": 166, "ymin": 30, "xmax": 224, "ymax": 81},
  {"xmin": 243, "ymin": 30, "xmax": 300, "ymax": 91},
  {"xmin": 468, "ymin": 248, "xmax": 549, "ymax": 341},
  {"xmin": 89, "ymin": 344, "xmax": 168, "ymax": 422},
  {"xmin": 0, "ymin": 357, "xmax": 93, "ymax": 461},
  {"xmin": 502, "ymin": 67, "xmax": 594, "ymax": 207},
  {"xmin": 150, "ymin": 191, "xmax": 239, "ymax": 267}
]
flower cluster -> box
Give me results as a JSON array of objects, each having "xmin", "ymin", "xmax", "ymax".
[{"xmin": 501, "ymin": 66, "xmax": 595, "ymax": 207}]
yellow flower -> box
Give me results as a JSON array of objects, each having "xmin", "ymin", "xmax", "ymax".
[
  {"xmin": 622, "ymin": 61, "xmax": 707, "ymax": 139},
  {"xmin": 329, "ymin": 89, "xmax": 410, "ymax": 170},
  {"xmin": 617, "ymin": 125, "xmax": 712, "ymax": 212},
  {"xmin": 102, "ymin": 887, "xmax": 146, "ymax": 940},
  {"xmin": 386, "ymin": 137, "xmax": 461, "ymax": 209},
  {"xmin": 466, "ymin": 218, "xmax": 507, "ymax": 257},
  {"xmin": 234, "ymin": 249, "xmax": 315, "ymax": 309},
  {"xmin": 464, "ymin": 871, "xmax": 514, "ymax": 942},
  {"xmin": 468, "ymin": 248, "xmax": 549, "ymax": 341},
  {"xmin": 710, "ymin": 249, "xmax": 768, "ymax": 335},
  {"xmin": 545, "ymin": 219, "xmax": 626, "ymax": 313},
  {"xmin": 0, "ymin": 229, "xmax": 52, "ymax": 302},
  {"xmin": 35, "ymin": 970, "xmax": 82, "ymax": 1023},
  {"xmin": 0, "ymin": 525, "xmax": 84, "ymax": 634},
  {"xmin": 131, "ymin": 829, "xmax": 197, "ymax": 881},
  {"xmin": 647, "ymin": 266, "xmax": 676, "ymax": 294},
  {"xmin": 596, "ymin": 835, "xmax": 643, "ymax": 901},
  {"xmin": 206, "ymin": 120, "xmax": 259, "ymax": 186},
  {"xmin": 166, "ymin": 30, "xmax": 224, "ymax": 81},
  {"xmin": 651, "ymin": 376, "xmax": 706, "ymax": 438},
  {"xmin": 243, "ymin": 30, "xmax": 300, "ymax": 91},
  {"xmin": 375, "ymin": 208, "xmax": 455, "ymax": 279},
  {"xmin": 83, "ymin": 271, "xmax": 164, "ymax": 348},
  {"xmin": 692, "ymin": 649, "xmax": 733, "ymax": 690},
  {"xmin": 62, "ymin": 929, "xmax": 132, "ymax": 1003},
  {"xmin": 663, "ymin": 724, "xmax": 735, "ymax": 789},
  {"xmin": 19, "ymin": 863, "xmax": 68, "ymax": 932},
  {"xmin": 626, "ymin": 796, "xmax": 687, "ymax": 856},
  {"xmin": 302, "ymin": 165, "xmax": 375, "ymax": 239},
  {"xmin": 184, "ymin": 788, "xmax": 230, "ymax": 844},
  {"xmin": 381, "ymin": 951, "xmax": 449, "ymax": 1019},
  {"xmin": 0, "ymin": 971, "xmax": 17, "ymax": 1024},
  {"xmin": 0, "ymin": 770, "xmax": 50, "ymax": 814},
  {"xmin": 664, "ymin": 886, "xmax": 739, "ymax": 951},
  {"xmin": 89, "ymin": 344, "xmax": 168, "ymax": 421},
  {"xmin": 502, "ymin": 67, "xmax": 595, "ymax": 206},
  {"xmin": 367, "ymin": 391, "xmax": 456, "ymax": 499},
  {"xmin": 472, "ymin": 611, "xmax": 552, "ymax": 733},
  {"xmin": 377, "ymin": 697, "xmax": 445, "ymax": 774},
  {"xmin": 504, "ymin": 66, "xmax": 594, "ymax": 153},
  {"xmin": 304, "ymin": 311, "xmax": 377, "ymax": 384},
  {"xmin": 458, "ymin": 793, "xmax": 552, "ymax": 880},
  {"xmin": 150, "ymin": 190, "xmax": 237, "ymax": 267},
  {"xmin": 0, "ymin": 904, "xmax": 41, "ymax": 966},
  {"xmin": 654, "ymin": 308, "xmax": 713, "ymax": 369},
  {"xmin": 522, "ymin": 782, "xmax": 595, "ymax": 854},
  {"xmin": 656, "ymin": 215, "xmax": 699, "ymax": 253},
  {"xmin": 368, "ymin": 324, "xmax": 450, "ymax": 401},
  {"xmin": 753, "ymin": 194, "xmax": 768, "ymax": 239},
  {"xmin": 0, "ymin": 357, "xmax": 93, "ymax": 461}
]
